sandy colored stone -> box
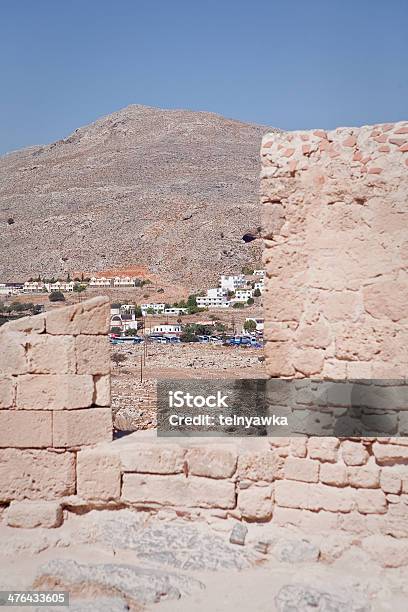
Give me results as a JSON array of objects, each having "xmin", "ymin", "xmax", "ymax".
[
  {"xmin": 0, "ymin": 330, "xmax": 28, "ymax": 375},
  {"xmin": 17, "ymin": 374, "xmax": 94, "ymax": 409},
  {"xmin": 308, "ymin": 437, "xmax": 339, "ymax": 463},
  {"xmin": 0, "ymin": 376, "xmax": 15, "ymax": 408},
  {"xmin": 6, "ymin": 500, "xmax": 63, "ymax": 528},
  {"xmin": 0, "ymin": 410, "xmax": 52, "ymax": 448},
  {"xmin": 75, "ymin": 335, "xmax": 110, "ymax": 375},
  {"xmin": 292, "ymin": 349, "xmax": 324, "ymax": 376},
  {"xmin": 77, "ymin": 448, "xmax": 121, "ymax": 501},
  {"xmin": 355, "ymin": 489, "xmax": 387, "ymax": 514},
  {"xmin": 275, "ymin": 480, "xmax": 354, "ymax": 513},
  {"xmin": 361, "ymin": 535, "xmax": 408, "ymax": 568},
  {"xmin": 237, "ymin": 450, "xmax": 283, "ymax": 482},
  {"xmin": 45, "ymin": 297, "xmax": 110, "ymax": 335},
  {"xmin": 348, "ymin": 463, "xmax": 380, "ymax": 489},
  {"xmin": 122, "ymin": 473, "xmax": 236, "ymax": 509},
  {"xmin": 372, "ymin": 442, "xmax": 408, "ymax": 465},
  {"xmin": 120, "ymin": 444, "xmax": 185, "ymax": 474},
  {"xmin": 53, "ymin": 408, "xmax": 112, "ymax": 447},
  {"xmin": 319, "ymin": 462, "xmax": 348, "ymax": 486},
  {"xmin": 272, "ymin": 506, "xmax": 338, "ymax": 531},
  {"xmin": 238, "ymin": 485, "xmax": 273, "ymax": 521},
  {"xmin": 27, "ymin": 334, "xmax": 76, "ymax": 374},
  {"xmin": 186, "ymin": 446, "xmax": 237, "ymax": 479},
  {"xmin": 94, "ymin": 374, "xmax": 111, "ymax": 406},
  {"xmin": 341, "ymin": 440, "xmax": 369, "ymax": 466},
  {"xmin": 284, "ymin": 456, "xmax": 319, "ymax": 483},
  {"xmin": 380, "ymin": 469, "xmax": 402, "ymax": 494},
  {"xmin": 0, "ymin": 448, "xmax": 75, "ymax": 501}
]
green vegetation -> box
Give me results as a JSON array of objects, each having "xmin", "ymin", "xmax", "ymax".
[
  {"xmin": 232, "ymin": 302, "xmax": 244, "ymax": 309},
  {"xmin": 49, "ymin": 291, "xmax": 65, "ymax": 302},
  {"xmin": 247, "ymin": 297, "xmax": 254, "ymax": 305},
  {"xmin": 241, "ymin": 265, "xmax": 254, "ymax": 275},
  {"xmin": 124, "ymin": 328, "xmax": 138, "ymax": 336},
  {"xmin": 253, "ymin": 288, "xmax": 261, "ymax": 298},
  {"xmin": 180, "ymin": 322, "xmax": 214, "ymax": 342},
  {"xmin": 243, "ymin": 319, "xmax": 257, "ymax": 333}
]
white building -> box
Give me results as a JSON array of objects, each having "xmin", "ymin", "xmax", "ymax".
[
  {"xmin": 220, "ymin": 275, "xmax": 245, "ymax": 292},
  {"xmin": 163, "ymin": 307, "xmax": 189, "ymax": 316},
  {"xmin": 196, "ymin": 287, "xmax": 230, "ymax": 309},
  {"xmin": 243, "ymin": 317, "xmax": 264, "ymax": 333},
  {"xmin": 110, "ymin": 304, "xmax": 139, "ymax": 332},
  {"xmin": 253, "ymin": 269, "xmax": 265, "ymax": 277},
  {"xmin": 89, "ymin": 277, "xmax": 113, "ymax": 288},
  {"xmin": 254, "ymin": 278, "xmax": 265, "ymax": 294},
  {"xmin": 233, "ymin": 289, "xmax": 253, "ymax": 303},
  {"xmin": 150, "ymin": 323, "xmax": 181, "ymax": 335},
  {"xmin": 113, "ymin": 276, "xmax": 135, "ymax": 287},
  {"xmin": 23, "ymin": 281, "xmax": 46, "ymax": 293},
  {"xmin": 0, "ymin": 283, "xmax": 23, "ymax": 296},
  {"xmin": 45, "ymin": 281, "xmax": 75, "ymax": 293},
  {"xmin": 141, "ymin": 303, "xmax": 165, "ymax": 316}
]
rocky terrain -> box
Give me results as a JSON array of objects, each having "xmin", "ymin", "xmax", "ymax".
[
  {"xmin": 0, "ymin": 105, "xmax": 276, "ymax": 289},
  {"xmin": 1, "ymin": 509, "xmax": 407, "ymax": 611},
  {"xmin": 111, "ymin": 342, "xmax": 266, "ymax": 430}
]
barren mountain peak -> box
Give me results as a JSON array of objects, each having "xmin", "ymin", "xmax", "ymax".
[{"xmin": 0, "ymin": 106, "xmax": 278, "ymax": 289}]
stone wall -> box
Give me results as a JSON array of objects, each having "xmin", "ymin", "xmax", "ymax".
[
  {"xmin": 261, "ymin": 121, "xmax": 408, "ymax": 533},
  {"xmin": 0, "ymin": 297, "xmax": 111, "ymax": 525},
  {"xmin": 261, "ymin": 121, "xmax": 408, "ymax": 379}
]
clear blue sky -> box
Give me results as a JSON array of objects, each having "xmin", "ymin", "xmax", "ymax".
[{"xmin": 1, "ymin": 0, "xmax": 407, "ymax": 154}]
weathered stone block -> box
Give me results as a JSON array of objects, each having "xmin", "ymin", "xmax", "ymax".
[
  {"xmin": 362, "ymin": 535, "xmax": 408, "ymax": 568},
  {"xmin": 238, "ymin": 485, "xmax": 273, "ymax": 521},
  {"xmin": 45, "ymin": 297, "xmax": 110, "ymax": 336},
  {"xmin": 272, "ymin": 506, "xmax": 338, "ymax": 531},
  {"xmin": 17, "ymin": 374, "xmax": 94, "ymax": 410},
  {"xmin": 77, "ymin": 449, "xmax": 121, "ymax": 501},
  {"xmin": 53, "ymin": 408, "xmax": 112, "ymax": 447},
  {"xmin": 348, "ymin": 463, "xmax": 380, "ymax": 489},
  {"xmin": 274, "ymin": 480, "xmax": 354, "ymax": 513},
  {"xmin": 308, "ymin": 437, "xmax": 339, "ymax": 463},
  {"xmin": 355, "ymin": 489, "xmax": 387, "ymax": 514},
  {"xmin": 320, "ymin": 462, "xmax": 348, "ymax": 487},
  {"xmin": 380, "ymin": 469, "xmax": 402, "ymax": 494},
  {"xmin": 0, "ymin": 330, "xmax": 28, "ymax": 374},
  {"xmin": 94, "ymin": 374, "xmax": 111, "ymax": 406},
  {"xmin": 122, "ymin": 474, "xmax": 236, "ymax": 509},
  {"xmin": 237, "ymin": 450, "xmax": 283, "ymax": 482},
  {"xmin": 284, "ymin": 456, "xmax": 319, "ymax": 483},
  {"xmin": 6, "ymin": 500, "xmax": 63, "ymax": 528},
  {"xmin": 372, "ymin": 442, "xmax": 408, "ymax": 465},
  {"xmin": 5, "ymin": 314, "xmax": 45, "ymax": 334},
  {"xmin": 0, "ymin": 376, "xmax": 15, "ymax": 408},
  {"xmin": 341, "ymin": 440, "xmax": 369, "ymax": 466},
  {"xmin": 0, "ymin": 410, "xmax": 52, "ymax": 448},
  {"xmin": 0, "ymin": 449, "xmax": 75, "ymax": 501},
  {"xmin": 27, "ymin": 334, "xmax": 76, "ymax": 374},
  {"xmin": 75, "ymin": 335, "xmax": 110, "ymax": 375},
  {"xmin": 186, "ymin": 446, "xmax": 237, "ymax": 479},
  {"xmin": 120, "ymin": 444, "xmax": 185, "ymax": 474}
]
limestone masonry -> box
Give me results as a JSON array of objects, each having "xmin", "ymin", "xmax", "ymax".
[{"xmin": 0, "ymin": 122, "xmax": 407, "ymax": 539}]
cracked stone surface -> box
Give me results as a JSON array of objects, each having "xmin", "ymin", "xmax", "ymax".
[
  {"xmin": 275, "ymin": 583, "xmax": 371, "ymax": 612},
  {"xmin": 273, "ymin": 539, "xmax": 320, "ymax": 563},
  {"xmin": 82, "ymin": 513, "xmax": 256, "ymax": 570},
  {"xmin": 34, "ymin": 559, "xmax": 205, "ymax": 606}
]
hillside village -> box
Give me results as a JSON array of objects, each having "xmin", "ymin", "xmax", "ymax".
[{"xmin": 0, "ymin": 268, "xmax": 265, "ymax": 341}]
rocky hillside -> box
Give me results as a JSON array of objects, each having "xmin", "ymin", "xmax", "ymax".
[{"xmin": 0, "ymin": 105, "xmax": 275, "ymax": 289}]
